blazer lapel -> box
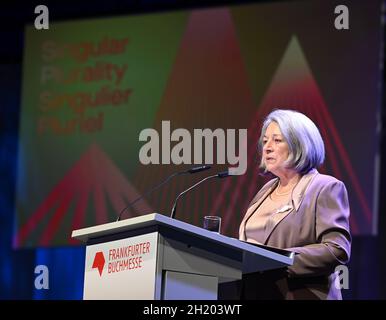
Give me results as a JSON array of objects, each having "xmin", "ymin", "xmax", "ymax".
[
  {"xmin": 262, "ymin": 169, "xmax": 319, "ymax": 244},
  {"xmin": 291, "ymin": 168, "xmax": 319, "ymax": 211},
  {"xmin": 239, "ymin": 169, "xmax": 320, "ymax": 243},
  {"xmin": 262, "ymin": 204, "xmax": 294, "ymax": 244},
  {"xmin": 239, "ymin": 179, "xmax": 278, "ymax": 240}
]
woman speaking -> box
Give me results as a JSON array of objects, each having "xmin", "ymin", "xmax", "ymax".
[{"xmin": 239, "ymin": 109, "xmax": 351, "ymax": 300}]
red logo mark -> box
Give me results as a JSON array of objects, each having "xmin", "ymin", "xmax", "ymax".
[{"xmin": 92, "ymin": 251, "xmax": 105, "ymax": 276}]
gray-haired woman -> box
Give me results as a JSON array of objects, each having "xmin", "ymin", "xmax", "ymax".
[{"xmin": 239, "ymin": 109, "xmax": 351, "ymax": 300}]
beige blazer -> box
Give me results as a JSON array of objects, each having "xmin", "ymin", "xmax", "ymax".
[{"xmin": 239, "ymin": 169, "xmax": 351, "ymax": 300}]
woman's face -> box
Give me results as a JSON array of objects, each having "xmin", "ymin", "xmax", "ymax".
[{"xmin": 262, "ymin": 122, "xmax": 290, "ymax": 176}]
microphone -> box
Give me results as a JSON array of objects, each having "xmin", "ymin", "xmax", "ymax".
[
  {"xmin": 170, "ymin": 169, "xmax": 233, "ymax": 219},
  {"xmin": 116, "ymin": 165, "xmax": 211, "ymax": 221}
]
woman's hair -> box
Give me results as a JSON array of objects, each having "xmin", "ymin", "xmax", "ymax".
[{"xmin": 259, "ymin": 109, "xmax": 325, "ymax": 174}]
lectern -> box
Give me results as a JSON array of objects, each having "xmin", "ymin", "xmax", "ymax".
[{"xmin": 71, "ymin": 213, "xmax": 294, "ymax": 300}]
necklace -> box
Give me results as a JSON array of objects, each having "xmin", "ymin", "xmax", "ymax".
[{"xmin": 275, "ymin": 181, "xmax": 293, "ymax": 196}]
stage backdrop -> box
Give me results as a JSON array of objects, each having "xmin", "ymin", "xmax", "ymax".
[{"xmin": 15, "ymin": 0, "xmax": 382, "ymax": 247}]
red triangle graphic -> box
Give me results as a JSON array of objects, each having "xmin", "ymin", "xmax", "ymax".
[
  {"xmin": 214, "ymin": 36, "xmax": 372, "ymax": 235},
  {"xmin": 132, "ymin": 8, "xmax": 257, "ymax": 225},
  {"xmin": 15, "ymin": 143, "xmax": 153, "ymax": 247}
]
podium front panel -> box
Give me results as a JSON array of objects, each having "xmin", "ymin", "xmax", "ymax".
[{"xmin": 83, "ymin": 232, "xmax": 159, "ymax": 300}]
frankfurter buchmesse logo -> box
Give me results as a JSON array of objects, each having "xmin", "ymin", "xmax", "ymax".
[{"xmin": 92, "ymin": 251, "xmax": 106, "ymax": 276}]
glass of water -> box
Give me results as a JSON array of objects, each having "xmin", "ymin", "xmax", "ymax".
[{"xmin": 203, "ymin": 216, "xmax": 221, "ymax": 233}]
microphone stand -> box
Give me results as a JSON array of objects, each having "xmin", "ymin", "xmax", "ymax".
[
  {"xmin": 170, "ymin": 171, "xmax": 230, "ymax": 219},
  {"xmin": 116, "ymin": 165, "xmax": 211, "ymax": 221}
]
